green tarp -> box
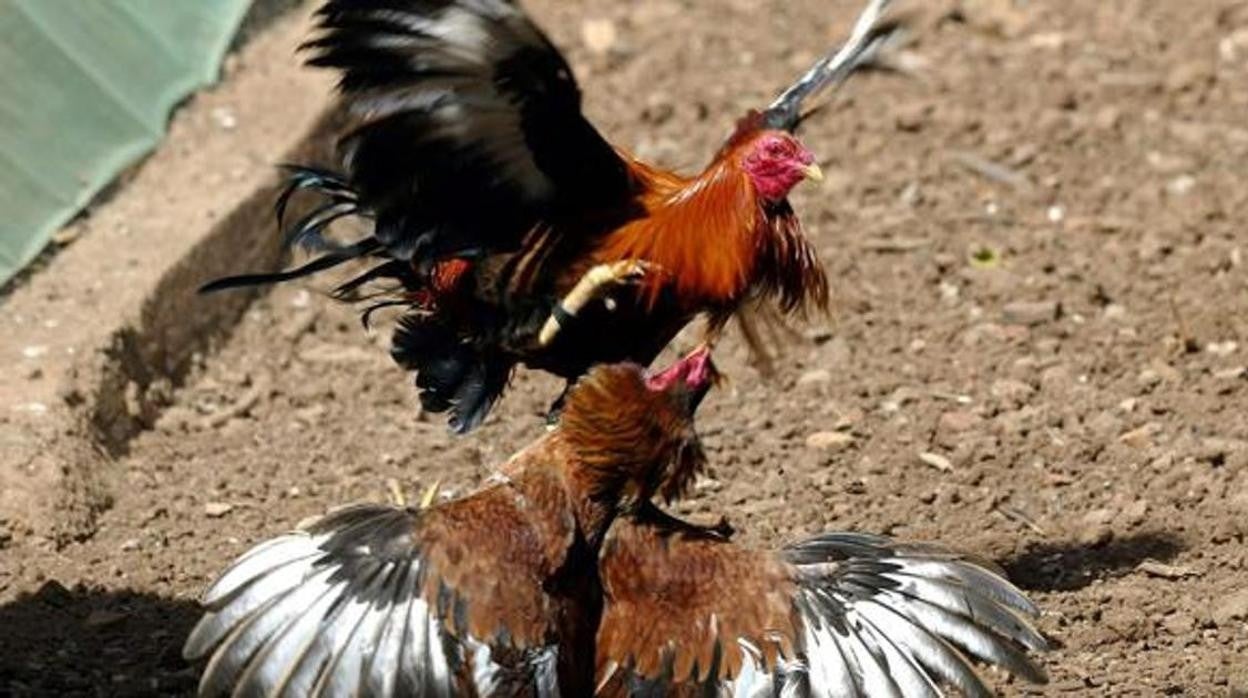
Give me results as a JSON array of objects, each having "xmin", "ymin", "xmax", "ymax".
[{"xmin": 0, "ymin": 0, "xmax": 252, "ymax": 286}]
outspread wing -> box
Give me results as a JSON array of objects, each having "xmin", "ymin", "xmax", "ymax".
[
  {"xmin": 305, "ymin": 0, "xmax": 635, "ymax": 267},
  {"xmin": 183, "ymin": 502, "xmax": 565, "ymax": 698},
  {"xmin": 595, "ymin": 520, "xmax": 1050, "ymax": 697}
]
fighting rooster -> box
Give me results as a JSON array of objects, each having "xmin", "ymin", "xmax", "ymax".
[
  {"xmin": 184, "ymin": 353, "xmax": 1049, "ymax": 697},
  {"xmin": 204, "ymin": 0, "xmax": 904, "ymax": 432},
  {"xmin": 183, "ymin": 349, "xmax": 720, "ymax": 697}
]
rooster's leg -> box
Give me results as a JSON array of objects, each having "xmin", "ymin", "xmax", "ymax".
[{"xmin": 537, "ymin": 260, "xmax": 652, "ymax": 347}]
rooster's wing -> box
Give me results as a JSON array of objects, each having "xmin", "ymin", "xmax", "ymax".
[
  {"xmin": 305, "ymin": 0, "xmax": 633, "ymax": 267},
  {"xmin": 595, "ymin": 518, "xmax": 1049, "ymax": 697},
  {"xmin": 183, "ymin": 496, "xmax": 575, "ymax": 697}
]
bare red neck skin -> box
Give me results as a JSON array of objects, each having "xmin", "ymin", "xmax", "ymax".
[{"xmin": 645, "ymin": 346, "xmax": 715, "ymax": 393}]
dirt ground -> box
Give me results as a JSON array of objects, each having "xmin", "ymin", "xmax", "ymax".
[{"xmin": 3, "ymin": 0, "xmax": 1248, "ymax": 695}]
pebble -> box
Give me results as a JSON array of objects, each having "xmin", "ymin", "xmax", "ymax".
[
  {"xmin": 894, "ymin": 103, "xmax": 931, "ymax": 132},
  {"xmin": 1002, "ymin": 300, "xmax": 1061, "ymax": 326},
  {"xmin": 1212, "ymin": 589, "xmax": 1248, "ymax": 627},
  {"xmin": 805, "ymin": 431, "xmax": 854, "ymax": 452},
  {"xmin": 1077, "ymin": 508, "xmax": 1115, "ymax": 546},
  {"xmin": 761, "ymin": 470, "xmax": 785, "ymax": 498},
  {"xmin": 1214, "ymin": 366, "xmax": 1246, "ymax": 381},
  {"xmin": 936, "ymin": 411, "xmax": 982, "ymax": 449},
  {"xmin": 1147, "ymin": 151, "xmax": 1195, "ymax": 174},
  {"xmin": 823, "ymin": 337, "xmax": 852, "ymax": 367},
  {"xmin": 1146, "ymin": 360, "xmax": 1182, "ymax": 384},
  {"xmin": 1137, "ymin": 559, "xmax": 1197, "ymax": 579},
  {"xmin": 641, "ymin": 94, "xmax": 675, "ymax": 125},
  {"xmin": 1199, "ymin": 438, "xmax": 1248, "ymax": 468},
  {"xmin": 154, "ymin": 406, "xmax": 197, "ymax": 434},
  {"xmin": 1166, "ymin": 60, "xmax": 1215, "ymax": 92},
  {"xmin": 581, "ymin": 18, "xmax": 618, "ymax": 55},
  {"xmin": 938, "ymin": 411, "xmax": 982, "ymax": 434},
  {"xmin": 832, "ymin": 407, "xmax": 865, "ymax": 431},
  {"xmin": 1087, "ymin": 411, "xmax": 1124, "ymax": 440},
  {"xmin": 693, "ymin": 476, "xmax": 721, "ymax": 493},
  {"xmin": 1138, "ymin": 369, "xmax": 1162, "ymax": 387},
  {"xmin": 1094, "ymin": 105, "xmax": 1122, "ymax": 130},
  {"xmin": 203, "ymin": 502, "xmax": 234, "ymax": 518},
  {"xmin": 994, "ymin": 407, "xmax": 1038, "ymax": 436},
  {"xmin": 899, "ymin": 181, "xmax": 922, "ymax": 207},
  {"xmin": 210, "ymin": 106, "xmax": 238, "ymax": 131},
  {"xmin": 1166, "ymin": 174, "xmax": 1197, "ymax": 197},
  {"xmin": 957, "ymin": 0, "xmax": 1030, "ymax": 37},
  {"xmin": 796, "ymin": 369, "xmax": 832, "ymax": 388},
  {"xmin": 1207, "ymin": 341, "xmax": 1239, "ymax": 357},
  {"xmin": 804, "ymin": 326, "xmax": 834, "ymax": 344},
  {"xmin": 1120, "ymin": 499, "xmax": 1150, "ymax": 528},
  {"xmin": 918, "ymin": 452, "xmax": 953, "ymax": 472},
  {"xmin": 1162, "ymin": 612, "xmax": 1197, "ymax": 635},
  {"xmin": 1119, "ymin": 422, "xmax": 1161, "ymax": 449},
  {"xmin": 881, "ymin": 387, "xmax": 919, "ymax": 413},
  {"xmin": 991, "ymin": 378, "xmax": 1035, "ymax": 404}
]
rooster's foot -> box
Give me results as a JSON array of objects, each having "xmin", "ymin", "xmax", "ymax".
[{"xmin": 537, "ymin": 260, "xmax": 654, "ymax": 346}]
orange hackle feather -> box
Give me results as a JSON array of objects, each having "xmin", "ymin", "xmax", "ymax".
[{"xmin": 596, "ymin": 127, "xmax": 829, "ymax": 319}]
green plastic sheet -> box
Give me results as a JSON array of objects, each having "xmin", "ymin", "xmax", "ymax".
[{"xmin": 0, "ymin": 0, "xmax": 252, "ymax": 286}]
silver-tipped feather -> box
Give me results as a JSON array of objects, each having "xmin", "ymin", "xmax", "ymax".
[
  {"xmin": 723, "ymin": 532, "xmax": 1047, "ymax": 698},
  {"xmin": 182, "ymin": 505, "xmax": 533, "ymax": 698},
  {"xmin": 764, "ymin": 0, "xmax": 904, "ymax": 131}
]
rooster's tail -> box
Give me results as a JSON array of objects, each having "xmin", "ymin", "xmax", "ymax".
[
  {"xmin": 391, "ymin": 315, "xmax": 512, "ymax": 434},
  {"xmin": 198, "ymin": 166, "xmax": 391, "ymax": 294}
]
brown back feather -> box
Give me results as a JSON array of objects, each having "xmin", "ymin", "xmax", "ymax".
[
  {"xmin": 596, "ymin": 518, "xmax": 797, "ymax": 685},
  {"xmin": 417, "ymin": 466, "xmax": 579, "ymax": 647}
]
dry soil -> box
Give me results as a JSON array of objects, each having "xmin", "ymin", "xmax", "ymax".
[{"xmin": 2, "ymin": 0, "xmax": 1248, "ymax": 695}]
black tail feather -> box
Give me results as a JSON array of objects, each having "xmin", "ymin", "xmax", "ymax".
[
  {"xmin": 199, "ymin": 165, "xmax": 385, "ymax": 295},
  {"xmin": 283, "ymin": 200, "xmax": 362, "ymax": 253},
  {"xmin": 359, "ymin": 300, "xmax": 409, "ymax": 331},
  {"xmin": 392, "ymin": 315, "xmax": 511, "ymax": 434},
  {"xmin": 276, "ymin": 166, "xmax": 367, "ymax": 254},
  {"xmin": 199, "ymin": 238, "xmax": 383, "ymax": 294},
  {"xmin": 763, "ymin": 0, "xmax": 905, "ymax": 132},
  {"xmin": 332, "ymin": 260, "xmax": 416, "ymax": 301},
  {"xmin": 274, "ymin": 165, "xmax": 361, "ymax": 229}
]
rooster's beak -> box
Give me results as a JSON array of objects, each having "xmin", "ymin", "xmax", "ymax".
[{"xmin": 800, "ymin": 163, "xmax": 825, "ymax": 182}]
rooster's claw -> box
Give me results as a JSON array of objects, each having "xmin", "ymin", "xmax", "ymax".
[{"xmin": 538, "ymin": 260, "xmax": 659, "ymax": 346}]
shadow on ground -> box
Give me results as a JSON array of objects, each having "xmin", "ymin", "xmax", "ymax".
[
  {"xmin": 1001, "ymin": 530, "xmax": 1187, "ymax": 592},
  {"xmin": 0, "ymin": 582, "xmax": 201, "ymax": 697}
]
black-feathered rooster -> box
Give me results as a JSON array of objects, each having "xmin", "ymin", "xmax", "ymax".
[{"xmin": 204, "ymin": 0, "xmax": 904, "ymax": 431}]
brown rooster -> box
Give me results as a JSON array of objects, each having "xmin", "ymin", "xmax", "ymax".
[
  {"xmin": 183, "ymin": 348, "xmax": 719, "ymax": 696},
  {"xmin": 203, "ymin": 0, "xmax": 905, "ymax": 432},
  {"xmin": 183, "ymin": 350, "xmax": 1049, "ymax": 697}
]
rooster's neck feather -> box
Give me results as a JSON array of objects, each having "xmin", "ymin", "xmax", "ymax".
[
  {"xmin": 555, "ymin": 365, "xmax": 702, "ymax": 540},
  {"xmin": 599, "ymin": 153, "xmax": 763, "ymax": 306}
]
